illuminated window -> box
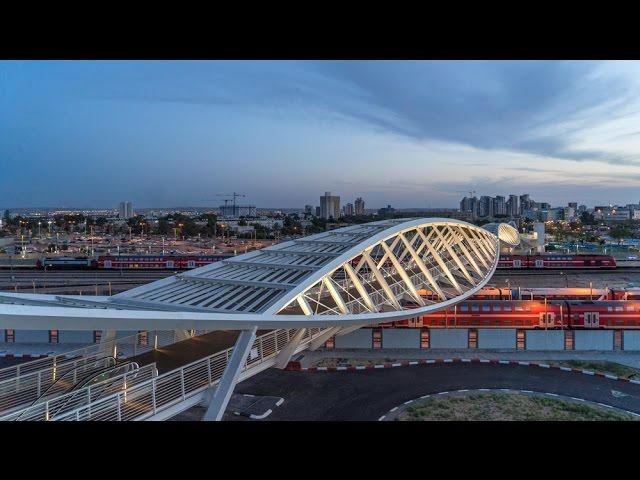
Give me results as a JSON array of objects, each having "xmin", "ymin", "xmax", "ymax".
[
  {"xmin": 49, "ymin": 330, "xmax": 58, "ymax": 344},
  {"xmin": 468, "ymin": 329, "xmax": 478, "ymax": 348},
  {"xmin": 482, "ymin": 305, "xmax": 490, "ymax": 312},
  {"xmin": 493, "ymin": 305, "xmax": 501, "ymax": 311},
  {"xmin": 5, "ymin": 329, "xmax": 14, "ymax": 343},
  {"xmin": 460, "ymin": 305, "xmax": 469, "ymax": 312},
  {"xmin": 471, "ymin": 305, "xmax": 479, "ymax": 312},
  {"xmin": 372, "ymin": 328, "xmax": 382, "ymax": 349},
  {"xmin": 420, "ymin": 329, "xmax": 430, "ymax": 349},
  {"xmin": 614, "ymin": 330, "xmax": 623, "ymax": 351},
  {"xmin": 516, "ymin": 330, "xmax": 526, "ymax": 350},
  {"xmin": 325, "ymin": 336, "xmax": 335, "ymax": 349},
  {"xmin": 503, "ymin": 305, "xmax": 512, "ymax": 312},
  {"xmin": 564, "ymin": 330, "xmax": 574, "ymax": 350}
]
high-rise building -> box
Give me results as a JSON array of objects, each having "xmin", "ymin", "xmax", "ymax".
[
  {"xmin": 519, "ymin": 194, "xmax": 531, "ymax": 214},
  {"xmin": 568, "ymin": 202, "xmax": 578, "ymax": 210},
  {"xmin": 315, "ymin": 206, "xmax": 321, "ymax": 217},
  {"xmin": 460, "ymin": 196, "xmax": 479, "ymax": 218},
  {"xmin": 344, "ymin": 203, "xmax": 354, "ymax": 216},
  {"xmin": 354, "ymin": 197, "xmax": 365, "ymax": 216},
  {"xmin": 493, "ymin": 196, "xmax": 506, "ymax": 216},
  {"xmin": 507, "ymin": 195, "xmax": 519, "ymax": 217},
  {"xmin": 479, "ymin": 196, "xmax": 494, "ymax": 218},
  {"xmin": 118, "ymin": 201, "xmax": 133, "ymax": 219},
  {"xmin": 320, "ymin": 192, "xmax": 341, "ymax": 220},
  {"xmin": 304, "ymin": 205, "xmax": 313, "ymax": 216}
]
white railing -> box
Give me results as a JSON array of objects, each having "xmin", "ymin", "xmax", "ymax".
[
  {"xmin": 54, "ymin": 327, "xmax": 329, "ymax": 421},
  {"xmin": 1, "ymin": 362, "xmax": 158, "ymax": 421},
  {"xmin": 0, "ymin": 329, "xmax": 206, "ymax": 415}
]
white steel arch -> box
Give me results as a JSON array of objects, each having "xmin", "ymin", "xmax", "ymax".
[{"xmin": 0, "ymin": 218, "xmax": 508, "ymax": 329}]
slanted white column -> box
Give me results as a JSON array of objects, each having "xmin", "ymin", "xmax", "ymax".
[
  {"xmin": 308, "ymin": 326, "xmax": 341, "ymax": 351},
  {"xmin": 203, "ymin": 326, "xmax": 258, "ymax": 422},
  {"xmin": 274, "ymin": 328, "xmax": 307, "ymax": 369}
]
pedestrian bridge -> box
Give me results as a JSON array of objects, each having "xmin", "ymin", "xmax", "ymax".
[{"xmin": 0, "ymin": 218, "xmax": 519, "ymax": 420}]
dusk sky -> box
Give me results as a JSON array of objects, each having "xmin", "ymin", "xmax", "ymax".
[{"xmin": 2, "ymin": 60, "xmax": 640, "ymax": 209}]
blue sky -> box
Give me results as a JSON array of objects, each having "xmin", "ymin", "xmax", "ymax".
[{"xmin": 2, "ymin": 60, "xmax": 640, "ymax": 209}]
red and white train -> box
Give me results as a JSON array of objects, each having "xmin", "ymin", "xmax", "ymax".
[
  {"xmin": 96, "ymin": 254, "xmax": 233, "ymax": 269},
  {"xmin": 497, "ymin": 254, "xmax": 616, "ymax": 269},
  {"xmin": 382, "ymin": 299, "xmax": 640, "ymax": 329},
  {"xmin": 36, "ymin": 254, "xmax": 234, "ymax": 270}
]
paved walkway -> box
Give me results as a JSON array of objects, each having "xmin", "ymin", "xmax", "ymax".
[{"xmin": 297, "ymin": 348, "xmax": 640, "ymax": 369}]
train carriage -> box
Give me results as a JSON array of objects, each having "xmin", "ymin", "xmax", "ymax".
[
  {"xmin": 96, "ymin": 254, "xmax": 232, "ymax": 269},
  {"xmin": 497, "ymin": 254, "xmax": 616, "ymax": 269}
]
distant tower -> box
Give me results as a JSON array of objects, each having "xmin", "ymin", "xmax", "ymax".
[
  {"xmin": 119, "ymin": 201, "xmax": 133, "ymax": 219},
  {"xmin": 344, "ymin": 203, "xmax": 354, "ymax": 216},
  {"xmin": 320, "ymin": 191, "xmax": 341, "ymax": 220},
  {"xmin": 354, "ymin": 197, "xmax": 365, "ymax": 215}
]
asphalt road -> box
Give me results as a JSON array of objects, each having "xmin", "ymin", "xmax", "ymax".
[{"xmin": 229, "ymin": 363, "xmax": 640, "ymax": 420}]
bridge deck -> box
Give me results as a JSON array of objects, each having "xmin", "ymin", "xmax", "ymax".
[{"xmin": 130, "ymin": 330, "xmax": 271, "ymax": 374}]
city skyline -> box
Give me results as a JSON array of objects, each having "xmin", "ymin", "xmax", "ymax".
[{"xmin": 3, "ymin": 60, "xmax": 640, "ymax": 208}]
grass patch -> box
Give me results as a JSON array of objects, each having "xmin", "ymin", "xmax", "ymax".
[
  {"xmin": 556, "ymin": 360, "xmax": 640, "ymax": 379},
  {"xmin": 398, "ymin": 392, "xmax": 638, "ymax": 421},
  {"xmin": 314, "ymin": 357, "xmax": 398, "ymax": 367}
]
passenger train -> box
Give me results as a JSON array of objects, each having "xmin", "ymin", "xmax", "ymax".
[
  {"xmin": 36, "ymin": 254, "xmax": 233, "ymax": 270},
  {"xmin": 497, "ymin": 254, "xmax": 616, "ymax": 269},
  {"xmin": 382, "ymin": 299, "xmax": 640, "ymax": 329}
]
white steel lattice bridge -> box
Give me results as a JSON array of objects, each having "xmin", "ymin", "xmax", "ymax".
[{"xmin": 0, "ymin": 218, "xmax": 519, "ymax": 421}]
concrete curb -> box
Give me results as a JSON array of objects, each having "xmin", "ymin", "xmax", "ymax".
[
  {"xmin": 377, "ymin": 388, "xmax": 640, "ymax": 421},
  {"xmin": 0, "ymin": 353, "xmax": 50, "ymax": 359},
  {"xmin": 0, "ymin": 352, "xmax": 130, "ymax": 360},
  {"xmin": 285, "ymin": 357, "xmax": 640, "ymax": 385}
]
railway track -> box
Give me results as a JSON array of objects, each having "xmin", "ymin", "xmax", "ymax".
[{"xmin": 494, "ymin": 268, "xmax": 640, "ymax": 275}]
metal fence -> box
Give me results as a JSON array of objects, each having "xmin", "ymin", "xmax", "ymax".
[
  {"xmin": 0, "ymin": 362, "xmax": 158, "ymax": 421},
  {"xmin": 0, "ymin": 329, "xmax": 205, "ymax": 415},
  {"xmin": 54, "ymin": 327, "xmax": 328, "ymax": 421}
]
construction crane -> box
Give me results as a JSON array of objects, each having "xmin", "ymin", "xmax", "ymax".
[
  {"xmin": 455, "ymin": 189, "xmax": 477, "ymax": 198},
  {"xmin": 202, "ymin": 192, "xmax": 247, "ymax": 217}
]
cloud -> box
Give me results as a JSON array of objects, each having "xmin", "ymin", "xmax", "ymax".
[
  {"xmin": 73, "ymin": 61, "xmax": 640, "ymax": 166},
  {"xmin": 308, "ymin": 61, "xmax": 637, "ymax": 165}
]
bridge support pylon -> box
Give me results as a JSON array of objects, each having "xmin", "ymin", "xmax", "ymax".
[
  {"xmin": 274, "ymin": 328, "xmax": 307, "ymax": 369},
  {"xmin": 203, "ymin": 326, "xmax": 258, "ymax": 421}
]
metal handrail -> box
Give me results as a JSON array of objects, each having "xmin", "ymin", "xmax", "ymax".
[
  {"xmin": 53, "ymin": 327, "xmax": 329, "ymax": 421},
  {"xmin": 0, "ymin": 330, "xmax": 201, "ymax": 415},
  {"xmin": 1, "ymin": 362, "xmax": 157, "ymax": 421},
  {"xmin": 0, "ymin": 329, "xmax": 207, "ymax": 382}
]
